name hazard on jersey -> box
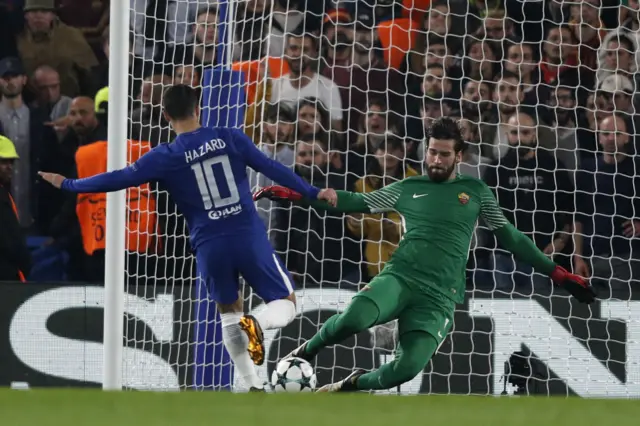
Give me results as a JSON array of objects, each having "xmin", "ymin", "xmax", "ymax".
[
  {"xmin": 184, "ymin": 138, "xmax": 227, "ymax": 163},
  {"xmin": 208, "ymin": 204, "xmax": 242, "ymax": 220}
]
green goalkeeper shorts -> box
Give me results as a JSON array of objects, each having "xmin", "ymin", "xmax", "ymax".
[{"xmin": 354, "ymin": 269, "xmax": 455, "ymax": 345}]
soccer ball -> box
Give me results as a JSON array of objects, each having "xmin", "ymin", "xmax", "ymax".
[{"xmin": 270, "ymin": 357, "xmax": 317, "ymax": 393}]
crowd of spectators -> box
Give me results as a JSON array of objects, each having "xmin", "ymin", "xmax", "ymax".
[{"xmin": 0, "ymin": 0, "xmax": 638, "ymax": 299}]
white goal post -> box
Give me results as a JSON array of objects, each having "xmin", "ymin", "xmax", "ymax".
[
  {"xmin": 102, "ymin": 0, "xmax": 640, "ymax": 397},
  {"xmin": 103, "ymin": 0, "xmax": 129, "ymax": 391}
]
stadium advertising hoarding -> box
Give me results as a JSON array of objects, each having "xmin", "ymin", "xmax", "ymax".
[{"xmin": 0, "ymin": 282, "xmax": 636, "ymax": 397}]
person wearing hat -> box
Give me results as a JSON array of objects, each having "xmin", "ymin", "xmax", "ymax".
[
  {"xmin": 17, "ymin": 0, "xmax": 98, "ymax": 98},
  {"xmin": 0, "ymin": 56, "xmax": 62, "ymax": 234},
  {"xmin": 322, "ymin": 9, "xmax": 355, "ymax": 67},
  {"xmin": 0, "ymin": 136, "xmax": 32, "ymax": 282},
  {"xmin": 597, "ymin": 74, "xmax": 635, "ymax": 115}
]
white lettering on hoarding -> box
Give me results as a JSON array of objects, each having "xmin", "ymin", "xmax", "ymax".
[
  {"xmin": 470, "ymin": 298, "xmax": 640, "ymax": 398},
  {"xmin": 9, "ymin": 287, "xmax": 179, "ymax": 391}
]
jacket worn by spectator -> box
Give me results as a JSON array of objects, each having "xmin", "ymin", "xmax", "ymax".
[
  {"xmin": 0, "ymin": 183, "xmax": 31, "ymax": 281},
  {"xmin": 0, "ymin": 136, "xmax": 31, "ymax": 281},
  {"xmin": 348, "ymin": 167, "xmax": 419, "ymax": 279},
  {"xmin": 576, "ymin": 155, "xmax": 640, "ymax": 260},
  {"xmin": 17, "ymin": 18, "xmax": 98, "ymax": 97},
  {"xmin": 484, "ymin": 149, "xmax": 575, "ymax": 252}
]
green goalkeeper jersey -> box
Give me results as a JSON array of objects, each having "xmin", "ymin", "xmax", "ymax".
[{"xmin": 310, "ymin": 174, "xmax": 556, "ymax": 304}]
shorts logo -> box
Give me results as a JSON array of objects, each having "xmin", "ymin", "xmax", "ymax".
[{"xmin": 458, "ymin": 192, "xmax": 470, "ymax": 205}]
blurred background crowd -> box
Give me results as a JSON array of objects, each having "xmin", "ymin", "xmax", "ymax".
[{"xmin": 0, "ymin": 0, "xmax": 637, "ymax": 298}]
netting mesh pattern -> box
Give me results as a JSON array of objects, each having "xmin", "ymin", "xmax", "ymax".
[{"xmin": 119, "ymin": 0, "xmax": 640, "ymax": 396}]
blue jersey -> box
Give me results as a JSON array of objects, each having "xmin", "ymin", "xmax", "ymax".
[{"xmin": 61, "ymin": 127, "xmax": 320, "ymax": 250}]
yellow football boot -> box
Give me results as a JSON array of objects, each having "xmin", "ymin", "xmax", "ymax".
[{"xmin": 239, "ymin": 315, "xmax": 265, "ymax": 365}]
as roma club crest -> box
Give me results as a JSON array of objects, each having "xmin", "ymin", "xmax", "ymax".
[{"xmin": 458, "ymin": 192, "xmax": 470, "ymax": 205}]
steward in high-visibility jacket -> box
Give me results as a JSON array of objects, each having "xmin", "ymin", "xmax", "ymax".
[
  {"xmin": 75, "ymin": 140, "xmax": 157, "ymax": 255},
  {"xmin": 0, "ymin": 135, "xmax": 31, "ymax": 281}
]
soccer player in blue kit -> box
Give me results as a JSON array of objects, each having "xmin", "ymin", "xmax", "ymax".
[{"xmin": 39, "ymin": 84, "xmax": 337, "ymax": 392}]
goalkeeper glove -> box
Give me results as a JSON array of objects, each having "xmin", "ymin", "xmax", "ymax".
[
  {"xmin": 253, "ymin": 185, "xmax": 302, "ymax": 202},
  {"xmin": 550, "ymin": 266, "xmax": 596, "ymax": 304}
]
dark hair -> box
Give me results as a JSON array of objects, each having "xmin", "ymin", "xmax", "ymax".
[
  {"xmin": 266, "ymin": 102, "xmax": 295, "ymax": 123},
  {"xmin": 426, "ymin": 116, "xmax": 464, "ymax": 153},
  {"xmin": 287, "ymin": 25, "xmax": 318, "ymax": 51},
  {"xmin": 427, "ymin": 34, "xmax": 447, "ymax": 47},
  {"xmin": 163, "ymin": 84, "xmax": 199, "ymax": 121},
  {"xmin": 546, "ymin": 24, "xmax": 574, "ymax": 43},
  {"xmin": 505, "ymin": 41, "xmax": 537, "ymax": 60},
  {"xmin": 366, "ymin": 134, "xmax": 407, "ymax": 185},
  {"xmin": 297, "ymin": 97, "xmax": 331, "ymax": 133},
  {"xmin": 431, "ymin": 0, "xmax": 450, "ymax": 9},
  {"xmin": 197, "ymin": 5, "xmax": 218, "ymax": 20},
  {"xmin": 495, "ymin": 69, "xmax": 520, "ymax": 83},
  {"xmin": 299, "ymin": 131, "xmax": 329, "ymax": 151},
  {"xmin": 609, "ymin": 33, "xmax": 635, "ymax": 53},
  {"xmin": 374, "ymin": 135, "xmax": 405, "ymax": 153}
]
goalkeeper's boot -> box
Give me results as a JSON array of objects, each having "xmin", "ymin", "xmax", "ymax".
[
  {"xmin": 239, "ymin": 315, "xmax": 265, "ymax": 366},
  {"xmin": 286, "ymin": 341, "xmax": 314, "ymax": 362},
  {"xmin": 249, "ymin": 386, "xmax": 266, "ymax": 393},
  {"xmin": 315, "ymin": 369, "xmax": 366, "ymax": 393}
]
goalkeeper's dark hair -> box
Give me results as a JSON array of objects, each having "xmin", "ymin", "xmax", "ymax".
[
  {"xmin": 426, "ymin": 117, "xmax": 465, "ymax": 153},
  {"xmin": 163, "ymin": 84, "xmax": 199, "ymax": 121}
]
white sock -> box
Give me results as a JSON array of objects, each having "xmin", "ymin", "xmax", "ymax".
[
  {"xmin": 220, "ymin": 312, "xmax": 263, "ymax": 389},
  {"xmin": 255, "ymin": 299, "xmax": 296, "ymax": 330}
]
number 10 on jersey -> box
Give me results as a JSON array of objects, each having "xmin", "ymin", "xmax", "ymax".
[{"xmin": 191, "ymin": 156, "xmax": 240, "ymax": 209}]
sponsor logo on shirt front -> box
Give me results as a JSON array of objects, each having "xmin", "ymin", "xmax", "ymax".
[{"xmin": 208, "ymin": 204, "xmax": 243, "ymax": 220}]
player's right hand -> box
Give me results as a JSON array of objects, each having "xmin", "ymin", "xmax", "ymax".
[
  {"xmin": 38, "ymin": 171, "xmax": 66, "ymax": 189},
  {"xmin": 253, "ymin": 185, "xmax": 302, "ymax": 202},
  {"xmin": 550, "ymin": 265, "xmax": 597, "ymax": 304}
]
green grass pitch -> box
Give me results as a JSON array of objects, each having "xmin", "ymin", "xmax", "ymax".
[{"xmin": 1, "ymin": 389, "xmax": 639, "ymax": 426}]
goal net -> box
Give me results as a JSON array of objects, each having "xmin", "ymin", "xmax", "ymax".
[{"xmin": 120, "ymin": 0, "xmax": 640, "ymax": 396}]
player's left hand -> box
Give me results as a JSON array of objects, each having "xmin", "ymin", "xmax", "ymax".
[
  {"xmin": 253, "ymin": 185, "xmax": 302, "ymax": 202},
  {"xmin": 550, "ymin": 265, "xmax": 596, "ymax": 304},
  {"xmin": 38, "ymin": 172, "xmax": 65, "ymax": 189},
  {"xmin": 318, "ymin": 188, "xmax": 337, "ymax": 207}
]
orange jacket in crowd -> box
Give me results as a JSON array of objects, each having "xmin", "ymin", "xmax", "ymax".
[{"xmin": 75, "ymin": 140, "xmax": 157, "ymax": 256}]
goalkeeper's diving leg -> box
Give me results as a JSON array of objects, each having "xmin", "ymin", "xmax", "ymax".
[
  {"xmin": 288, "ymin": 272, "xmax": 451, "ymax": 392},
  {"xmin": 198, "ymin": 236, "xmax": 297, "ymax": 392}
]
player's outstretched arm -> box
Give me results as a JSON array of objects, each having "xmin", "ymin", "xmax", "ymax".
[
  {"xmin": 254, "ymin": 181, "xmax": 403, "ymax": 214},
  {"xmin": 254, "ymin": 186, "xmax": 367, "ymax": 212},
  {"xmin": 479, "ymin": 186, "xmax": 596, "ymax": 304},
  {"xmin": 39, "ymin": 149, "xmax": 160, "ymax": 193},
  {"xmin": 233, "ymin": 129, "xmax": 320, "ymax": 200},
  {"xmin": 309, "ymin": 190, "xmax": 372, "ymax": 213}
]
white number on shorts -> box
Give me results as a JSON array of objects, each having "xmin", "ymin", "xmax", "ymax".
[{"xmin": 191, "ymin": 155, "xmax": 240, "ymax": 209}]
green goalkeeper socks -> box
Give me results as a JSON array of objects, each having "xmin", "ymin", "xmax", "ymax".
[
  {"xmin": 304, "ymin": 296, "xmax": 380, "ymax": 357},
  {"xmin": 356, "ymin": 331, "xmax": 437, "ymax": 390}
]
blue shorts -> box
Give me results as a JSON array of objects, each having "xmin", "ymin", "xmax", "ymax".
[{"xmin": 195, "ymin": 234, "xmax": 295, "ymax": 305}]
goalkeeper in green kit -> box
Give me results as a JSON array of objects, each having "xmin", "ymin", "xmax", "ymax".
[{"xmin": 253, "ymin": 117, "xmax": 596, "ymax": 393}]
